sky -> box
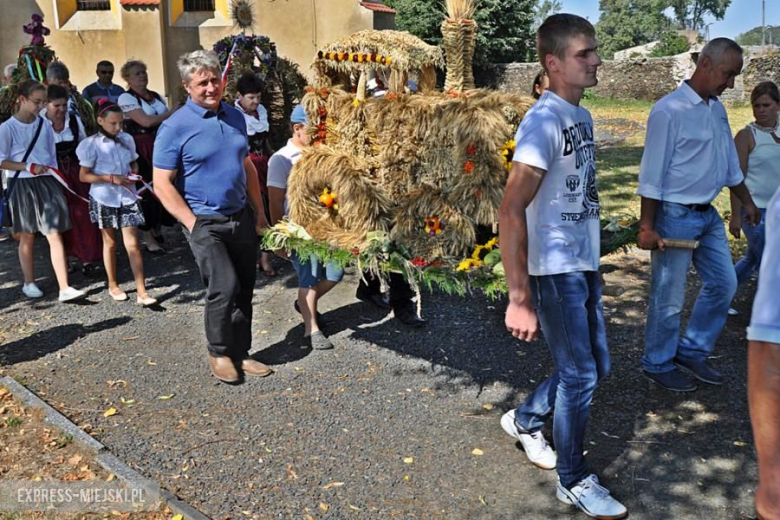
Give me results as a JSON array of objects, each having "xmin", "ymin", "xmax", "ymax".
[{"xmin": 559, "ymin": 0, "xmax": 778, "ymax": 40}]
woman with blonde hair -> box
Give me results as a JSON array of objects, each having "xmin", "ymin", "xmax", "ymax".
[
  {"xmin": 118, "ymin": 59, "xmax": 175, "ymax": 254},
  {"xmin": 729, "ymin": 81, "xmax": 780, "ymax": 313}
]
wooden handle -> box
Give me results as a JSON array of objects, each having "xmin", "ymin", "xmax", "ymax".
[{"xmin": 662, "ymin": 238, "xmax": 699, "ymax": 249}]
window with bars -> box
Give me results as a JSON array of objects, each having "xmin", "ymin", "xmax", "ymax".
[
  {"xmin": 184, "ymin": 0, "xmax": 215, "ymax": 11},
  {"xmin": 77, "ymin": 0, "xmax": 111, "ymax": 10}
]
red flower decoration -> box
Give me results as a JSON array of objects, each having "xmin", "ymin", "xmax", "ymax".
[
  {"xmin": 466, "ymin": 143, "xmax": 476, "ymax": 156},
  {"xmin": 411, "ymin": 257, "xmax": 428, "ymax": 267},
  {"xmin": 464, "ymin": 161, "xmax": 474, "ymax": 174},
  {"xmin": 351, "ymin": 248, "xmax": 360, "ymax": 256}
]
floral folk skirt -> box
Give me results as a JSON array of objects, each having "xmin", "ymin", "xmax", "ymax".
[{"xmin": 88, "ymin": 197, "xmax": 145, "ymax": 230}]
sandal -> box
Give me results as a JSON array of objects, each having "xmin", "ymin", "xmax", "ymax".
[
  {"xmin": 137, "ymin": 294, "xmax": 158, "ymax": 307},
  {"xmin": 108, "ymin": 288, "xmax": 128, "ymax": 301}
]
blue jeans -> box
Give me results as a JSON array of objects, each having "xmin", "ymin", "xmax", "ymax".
[
  {"xmin": 642, "ymin": 202, "xmax": 737, "ymax": 373},
  {"xmin": 289, "ymin": 252, "xmax": 344, "ymax": 288},
  {"xmin": 735, "ymin": 207, "xmax": 766, "ymax": 286},
  {"xmin": 514, "ymin": 271, "xmax": 610, "ymax": 488}
]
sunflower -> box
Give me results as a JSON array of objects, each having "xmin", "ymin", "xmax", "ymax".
[
  {"xmin": 457, "ymin": 258, "xmax": 483, "ymax": 271},
  {"xmin": 500, "ymin": 140, "xmax": 516, "ymax": 172}
]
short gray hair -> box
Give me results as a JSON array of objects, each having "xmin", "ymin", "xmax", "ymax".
[
  {"xmin": 46, "ymin": 61, "xmax": 70, "ymax": 82},
  {"xmin": 700, "ymin": 38, "xmax": 742, "ymax": 64},
  {"xmin": 177, "ymin": 50, "xmax": 221, "ymax": 83}
]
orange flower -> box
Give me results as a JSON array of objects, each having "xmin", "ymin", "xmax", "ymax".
[{"xmin": 464, "ymin": 161, "xmax": 474, "ymax": 174}]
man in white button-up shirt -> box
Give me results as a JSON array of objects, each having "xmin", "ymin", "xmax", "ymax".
[{"xmin": 637, "ymin": 38, "xmax": 760, "ymax": 392}]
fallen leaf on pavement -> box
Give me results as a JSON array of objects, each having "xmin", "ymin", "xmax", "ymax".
[
  {"xmin": 157, "ymin": 395, "xmax": 175, "ymax": 400},
  {"xmin": 472, "ymin": 448, "xmax": 484, "ymax": 456},
  {"xmin": 67, "ymin": 455, "xmax": 83, "ymax": 466},
  {"xmin": 483, "ymin": 404, "xmax": 494, "ymax": 410},
  {"xmin": 103, "ymin": 408, "xmax": 118, "ymax": 418},
  {"xmin": 403, "ymin": 457, "xmax": 414, "ymax": 464},
  {"xmin": 319, "ymin": 503, "xmax": 329, "ymax": 512},
  {"xmin": 322, "ymin": 482, "xmax": 345, "ymax": 489}
]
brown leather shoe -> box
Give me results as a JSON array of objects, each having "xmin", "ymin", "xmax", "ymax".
[
  {"xmin": 240, "ymin": 358, "xmax": 273, "ymax": 377},
  {"xmin": 208, "ymin": 354, "xmax": 240, "ymax": 384}
]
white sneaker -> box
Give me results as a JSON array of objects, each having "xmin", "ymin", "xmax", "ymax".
[
  {"xmin": 727, "ymin": 307, "xmax": 739, "ymax": 316},
  {"xmin": 500, "ymin": 409, "xmax": 557, "ymax": 470},
  {"xmin": 58, "ymin": 287, "xmax": 86, "ymax": 302},
  {"xmin": 22, "ymin": 283, "xmax": 44, "ymax": 298},
  {"xmin": 557, "ymin": 474, "xmax": 628, "ymax": 519}
]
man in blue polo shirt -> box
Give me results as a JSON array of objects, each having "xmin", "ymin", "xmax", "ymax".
[
  {"xmin": 638, "ymin": 38, "xmax": 760, "ymax": 392},
  {"xmin": 82, "ymin": 61, "xmax": 125, "ymax": 104},
  {"xmin": 153, "ymin": 50, "xmax": 272, "ymax": 384}
]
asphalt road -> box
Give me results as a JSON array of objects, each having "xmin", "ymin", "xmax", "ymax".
[{"xmin": 0, "ymin": 230, "xmax": 760, "ymax": 519}]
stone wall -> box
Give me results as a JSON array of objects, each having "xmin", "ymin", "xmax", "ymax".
[
  {"xmin": 495, "ymin": 55, "xmax": 693, "ymax": 102},
  {"xmin": 739, "ymin": 53, "xmax": 780, "ymax": 101},
  {"xmin": 495, "ymin": 52, "xmax": 780, "ymax": 103}
]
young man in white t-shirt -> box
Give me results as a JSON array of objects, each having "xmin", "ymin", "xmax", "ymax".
[
  {"xmin": 498, "ymin": 14, "xmax": 627, "ymax": 519},
  {"xmin": 747, "ymin": 186, "xmax": 780, "ymax": 520}
]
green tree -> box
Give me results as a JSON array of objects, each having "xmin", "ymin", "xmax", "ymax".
[
  {"xmin": 385, "ymin": 0, "xmax": 536, "ymax": 66},
  {"xmin": 649, "ymin": 30, "xmax": 691, "ymax": 56},
  {"xmin": 668, "ymin": 0, "xmax": 731, "ymax": 31},
  {"xmin": 533, "ymin": 0, "xmax": 562, "ymax": 31},
  {"xmin": 596, "ymin": 0, "xmax": 676, "ymax": 59},
  {"xmin": 736, "ymin": 25, "xmax": 780, "ymax": 46}
]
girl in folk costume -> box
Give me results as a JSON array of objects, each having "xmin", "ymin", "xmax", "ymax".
[
  {"xmin": 235, "ymin": 72, "xmax": 275, "ymax": 276},
  {"xmin": 0, "ymin": 80, "xmax": 85, "ymax": 301},
  {"xmin": 77, "ymin": 99, "xmax": 157, "ymax": 307},
  {"xmin": 44, "ymin": 84, "xmax": 103, "ymax": 276},
  {"xmin": 117, "ymin": 59, "xmax": 175, "ymax": 254}
]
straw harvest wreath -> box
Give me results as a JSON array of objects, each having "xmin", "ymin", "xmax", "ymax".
[{"xmin": 261, "ymin": 18, "xmax": 637, "ymax": 298}]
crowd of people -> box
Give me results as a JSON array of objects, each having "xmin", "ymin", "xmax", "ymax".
[
  {"xmin": 502, "ymin": 15, "xmax": 780, "ymax": 520},
  {"xmin": 0, "ymin": 15, "xmax": 779, "ymax": 520}
]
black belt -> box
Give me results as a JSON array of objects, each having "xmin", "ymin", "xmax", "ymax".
[{"xmin": 683, "ymin": 203, "xmax": 711, "ymax": 212}]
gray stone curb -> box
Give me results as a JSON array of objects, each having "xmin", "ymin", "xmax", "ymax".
[{"xmin": 0, "ymin": 376, "xmax": 210, "ymax": 520}]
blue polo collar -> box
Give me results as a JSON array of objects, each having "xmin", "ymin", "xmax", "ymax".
[{"xmin": 185, "ymin": 97, "xmax": 227, "ymax": 118}]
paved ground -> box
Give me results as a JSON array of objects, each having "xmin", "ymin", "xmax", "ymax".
[{"xmin": 0, "ymin": 230, "xmax": 760, "ymax": 519}]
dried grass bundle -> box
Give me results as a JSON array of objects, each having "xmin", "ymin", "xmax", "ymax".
[
  {"xmin": 314, "ymin": 30, "xmax": 444, "ymax": 78},
  {"xmin": 290, "ymin": 81, "xmax": 533, "ymax": 260},
  {"xmin": 390, "ymin": 185, "xmax": 476, "ymax": 259},
  {"xmin": 288, "ymin": 146, "xmax": 392, "ymax": 248},
  {"xmin": 445, "ymin": 0, "xmax": 478, "ymax": 20}
]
